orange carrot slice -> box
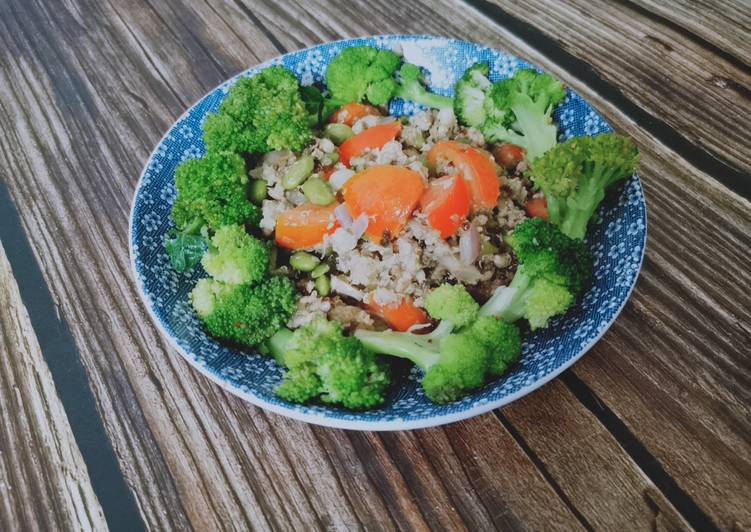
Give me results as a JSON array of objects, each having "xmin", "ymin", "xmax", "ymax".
[
  {"xmin": 525, "ymin": 197, "xmax": 549, "ymax": 220},
  {"xmin": 329, "ymin": 102, "xmax": 382, "ymax": 126},
  {"xmin": 339, "ymin": 122, "xmax": 402, "ymax": 167},
  {"xmin": 427, "ymin": 140, "xmax": 500, "ymax": 210},
  {"xmin": 368, "ymin": 296, "xmax": 430, "ymax": 332},
  {"xmin": 419, "ymin": 174, "xmax": 471, "ymax": 239},
  {"xmin": 342, "ymin": 165, "xmax": 425, "ymax": 241},
  {"xmin": 275, "ymin": 202, "xmax": 339, "ymax": 250}
]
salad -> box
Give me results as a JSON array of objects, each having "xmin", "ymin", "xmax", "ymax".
[{"xmin": 164, "ymin": 45, "xmax": 639, "ymax": 409}]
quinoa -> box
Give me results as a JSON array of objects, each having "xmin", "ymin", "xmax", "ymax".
[{"xmin": 252, "ymin": 108, "xmax": 531, "ymax": 329}]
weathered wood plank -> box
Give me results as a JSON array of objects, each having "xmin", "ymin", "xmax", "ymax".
[
  {"xmin": 629, "ymin": 0, "xmax": 751, "ymax": 68},
  {"xmin": 479, "ymin": 0, "xmax": 751, "ymax": 179},
  {"xmin": 0, "ymin": 241, "xmax": 107, "ymax": 532},
  {"xmin": 502, "ymin": 379, "xmax": 691, "ymax": 531}
]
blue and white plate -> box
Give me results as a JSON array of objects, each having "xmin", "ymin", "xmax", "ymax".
[{"xmin": 130, "ymin": 35, "xmax": 646, "ymax": 430}]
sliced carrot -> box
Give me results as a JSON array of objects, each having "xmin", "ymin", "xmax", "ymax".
[
  {"xmin": 339, "ymin": 122, "xmax": 402, "ymax": 167},
  {"xmin": 525, "ymin": 197, "xmax": 549, "ymax": 220},
  {"xmin": 427, "ymin": 140, "xmax": 501, "ymax": 211},
  {"xmin": 342, "ymin": 165, "xmax": 425, "ymax": 241},
  {"xmin": 368, "ymin": 296, "xmax": 430, "ymax": 332},
  {"xmin": 275, "ymin": 202, "xmax": 339, "ymax": 250},
  {"xmin": 419, "ymin": 174, "xmax": 471, "ymax": 238},
  {"xmin": 329, "ymin": 102, "xmax": 381, "ymax": 126}
]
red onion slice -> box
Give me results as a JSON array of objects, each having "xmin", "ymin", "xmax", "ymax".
[
  {"xmin": 350, "ymin": 214, "xmax": 369, "ymax": 240},
  {"xmin": 459, "ymin": 223, "xmax": 481, "ymax": 264},
  {"xmin": 334, "ymin": 203, "xmax": 353, "ymax": 229}
]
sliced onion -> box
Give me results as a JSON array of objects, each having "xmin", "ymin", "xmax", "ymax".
[
  {"xmin": 459, "ymin": 223, "xmax": 481, "ymax": 264},
  {"xmin": 439, "ymin": 254, "xmax": 483, "ymax": 284},
  {"xmin": 330, "ymin": 276, "xmax": 365, "ymax": 301},
  {"xmin": 350, "ymin": 214, "xmax": 369, "ymax": 240},
  {"xmin": 329, "ymin": 168, "xmax": 355, "ymax": 190},
  {"xmin": 334, "ymin": 203, "xmax": 353, "ymax": 228}
]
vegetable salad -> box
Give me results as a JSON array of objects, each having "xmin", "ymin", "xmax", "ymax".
[{"xmin": 164, "ymin": 45, "xmax": 639, "ymax": 408}]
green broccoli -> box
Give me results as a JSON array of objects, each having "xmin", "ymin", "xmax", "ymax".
[
  {"xmin": 203, "ymin": 66, "xmax": 312, "ymax": 154},
  {"xmin": 201, "ymin": 225, "xmax": 269, "ymax": 285},
  {"xmin": 480, "ymin": 218, "xmax": 593, "ymax": 329},
  {"xmin": 164, "ymin": 217, "xmax": 207, "ymax": 272},
  {"xmin": 354, "ymin": 283, "xmax": 522, "ymax": 403},
  {"xmin": 326, "ymin": 46, "xmax": 401, "ymax": 106},
  {"xmin": 453, "ymin": 66, "xmax": 565, "ymax": 161},
  {"xmin": 356, "ymin": 316, "xmax": 521, "ymax": 404},
  {"xmin": 325, "ymin": 46, "xmax": 453, "ymax": 109},
  {"xmin": 190, "ymin": 276, "xmax": 297, "ymax": 346},
  {"xmin": 454, "ymin": 63, "xmax": 492, "ymax": 127},
  {"xmin": 171, "ymin": 151, "xmax": 260, "ymax": 230},
  {"xmin": 267, "ymin": 317, "xmax": 391, "ymax": 409},
  {"xmin": 481, "ymin": 69, "xmax": 566, "ymax": 161},
  {"xmin": 393, "ymin": 64, "xmax": 454, "ymax": 110},
  {"xmin": 526, "ymin": 133, "xmax": 640, "ymax": 240}
]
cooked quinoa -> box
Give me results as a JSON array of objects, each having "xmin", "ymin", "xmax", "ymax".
[{"xmin": 250, "ymin": 108, "xmax": 532, "ymax": 330}]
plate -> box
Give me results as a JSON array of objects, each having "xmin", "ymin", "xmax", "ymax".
[{"xmin": 130, "ymin": 35, "xmax": 646, "ymax": 430}]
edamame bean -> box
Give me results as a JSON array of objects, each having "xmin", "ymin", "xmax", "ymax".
[
  {"xmin": 314, "ymin": 275, "xmax": 331, "ymax": 296},
  {"xmin": 302, "ymin": 177, "xmax": 335, "ymax": 206},
  {"xmin": 321, "ymin": 151, "xmax": 340, "ymax": 166},
  {"xmin": 282, "ymin": 156, "xmax": 314, "ymax": 190},
  {"xmin": 249, "ymin": 179, "xmax": 268, "ymax": 204},
  {"xmin": 324, "ymin": 123, "xmax": 354, "ymax": 145},
  {"xmin": 481, "ymin": 241, "xmax": 498, "ymax": 255},
  {"xmin": 289, "ymin": 251, "xmax": 320, "ymax": 272},
  {"xmin": 311, "ymin": 263, "xmax": 330, "ymax": 279}
]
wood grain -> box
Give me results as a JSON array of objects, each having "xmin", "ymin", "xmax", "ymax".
[
  {"xmin": 0, "ymin": 0, "xmax": 749, "ymax": 529},
  {"xmin": 0, "ymin": 242, "xmax": 107, "ymax": 532},
  {"xmin": 630, "ymin": 0, "xmax": 751, "ymax": 67},
  {"xmin": 481, "ymin": 0, "xmax": 751, "ymax": 178}
]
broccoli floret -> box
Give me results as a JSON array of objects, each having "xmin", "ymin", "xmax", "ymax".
[
  {"xmin": 424, "ymin": 283, "xmax": 480, "ymax": 328},
  {"xmin": 190, "ymin": 276, "xmax": 297, "ymax": 346},
  {"xmin": 325, "ymin": 46, "xmax": 401, "ymax": 106},
  {"xmin": 454, "ymin": 63, "xmax": 492, "ymax": 127},
  {"xmin": 355, "ymin": 316, "xmax": 522, "ymax": 404},
  {"xmin": 526, "ymin": 133, "xmax": 640, "ymax": 240},
  {"xmin": 481, "ymin": 69, "xmax": 566, "ymax": 161},
  {"xmin": 352, "ymin": 283, "xmax": 520, "ymax": 404},
  {"xmin": 393, "ymin": 64, "xmax": 454, "ymax": 110},
  {"xmin": 268, "ymin": 317, "xmax": 390, "ymax": 409},
  {"xmin": 171, "ymin": 152, "xmax": 260, "ymax": 230},
  {"xmin": 201, "ymin": 225, "xmax": 269, "ymax": 285},
  {"xmin": 164, "ymin": 217, "xmax": 208, "ymax": 272},
  {"xmin": 480, "ymin": 218, "xmax": 593, "ymax": 329},
  {"xmin": 203, "ymin": 66, "xmax": 312, "ymax": 154},
  {"xmin": 467, "ymin": 316, "xmax": 522, "ymax": 375},
  {"xmin": 325, "ymin": 46, "xmax": 453, "ymax": 109}
]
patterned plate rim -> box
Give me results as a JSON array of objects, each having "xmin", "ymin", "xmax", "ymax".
[{"xmin": 129, "ymin": 34, "xmax": 648, "ymax": 431}]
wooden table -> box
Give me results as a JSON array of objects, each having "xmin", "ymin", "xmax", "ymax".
[{"xmin": 0, "ymin": 1, "xmax": 749, "ymax": 530}]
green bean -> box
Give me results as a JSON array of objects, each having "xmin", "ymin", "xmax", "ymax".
[
  {"xmin": 324, "ymin": 123, "xmax": 354, "ymax": 145},
  {"xmin": 310, "ymin": 263, "xmax": 330, "ymax": 279},
  {"xmin": 289, "ymin": 251, "xmax": 320, "ymax": 272},
  {"xmin": 314, "ymin": 275, "xmax": 331, "ymax": 296},
  {"xmin": 282, "ymin": 156, "xmax": 314, "ymax": 189},
  {"xmin": 302, "ymin": 177, "xmax": 335, "ymax": 205},
  {"xmin": 249, "ymin": 179, "xmax": 268, "ymax": 204}
]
